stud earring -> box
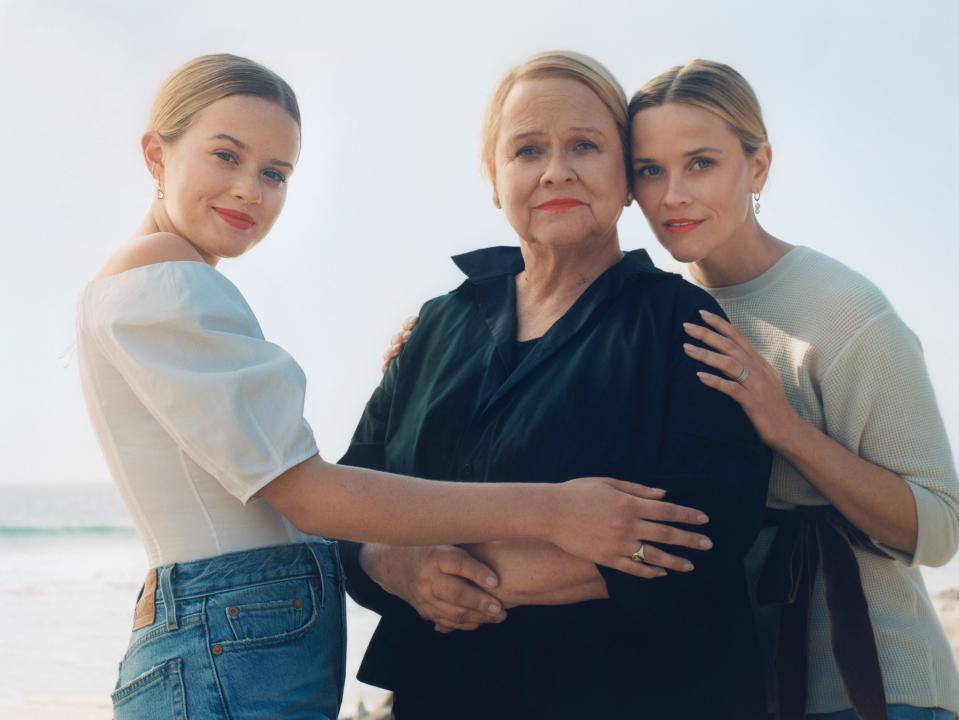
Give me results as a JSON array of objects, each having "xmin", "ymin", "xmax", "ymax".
[
  {"xmin": 753, "ymin": 192, "xmax": 761, "ymax": 214},
  {"xmin": 625, "ymin": 192, "xmax": 634, "ymax": 206}
]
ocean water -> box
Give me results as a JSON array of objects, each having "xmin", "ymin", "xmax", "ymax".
[{"xmin": 0, "ymin": 483, "xmax": 387, "ymax": 719}]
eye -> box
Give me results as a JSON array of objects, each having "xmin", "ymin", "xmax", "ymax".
[
  {"xmin": 515, "ymin": 145, "xmax": 540, "ymax": 158},
  {"xmin": 263, "ymin": 169, "xmax": 287, "ymax": 184},
  {"xmin": 634, "ymin": 165, "xmax": 662, "ymax": 178},
  {"xmin": 214, "ymin": 150, "xmax": 238, "ymax": 164},
  {"xmin": 691, "ymin": 157, "xmax": 714, "ymax": 171},
  {"xmin": 574, "ymin": 140, "xmax": 598, "ymax": 152}
]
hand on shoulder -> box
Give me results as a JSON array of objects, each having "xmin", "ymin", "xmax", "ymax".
[{"xmin": 96, "ymin": 232, "xmax": 206, "ymax": 279}]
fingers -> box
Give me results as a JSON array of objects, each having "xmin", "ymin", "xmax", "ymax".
[
  {"xmin": 631, "ymin": 496, "xmax": 709, "ymax": 525},
  {"xmin": 696, "ymin": 371, "xmax": 748, "ymax": 404},
  {"xmin": 606, "ymin": 478, "xmax": 667, "ymax": 500},
  {"xmin": 430, "ymin": 573, "xmax": 503, "ymax": 618},
  {"xmin": 638, "ymin": 543, "xmax": 696, "ymax": 573},
  {"xmin": 403, "ymin": 315, "xmax": 419, "ymax": 331},
  {"xmin": 698, "ymin": 309, "xmax": 751, "ymax": 348},
  {"xmin": 607, "ymin": 555, "xmax": 668, "ymax": 579},
  {"xmin": 637, "ymin": 520, "xmax": 712, "ymax": 551},
  {"xmin": 683, "ymin": 322, "xmax": 741, "ymax": 359},
  {"xmin": 683, "ymin": 342, "xmax": 745, "ymax": 380},
  {"xmin": 436, "ymin": 550, "xmax": 499, "ymax": 590}
]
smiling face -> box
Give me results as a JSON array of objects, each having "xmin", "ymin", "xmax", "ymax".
[
  {"xmin": 630, "ymin": 102, "xmax": 769, "ymax": 264},
  {"xmin": 145, "ymin": 94, "xmax": 300, "ymax": 262},
  {"xmin": 492, "ymin": 76, "xmax": 628, "ymax": 251}
]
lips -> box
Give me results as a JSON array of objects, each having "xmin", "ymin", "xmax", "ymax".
[
  {"xmin": 213, "ymin": 207, "xmax": 255, "ymax": 230},
  {"xmin": 535, "ymin": 198, "xmax": 586, "ymax": 211},
  {"xmin": 663, "ymin": 218, "xmax": 705, "ymax": 234}
]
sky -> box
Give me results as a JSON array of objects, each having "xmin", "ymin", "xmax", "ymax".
[{"xmin": 0, "ymin": 0, "xmax": 956, "ymax": 485}]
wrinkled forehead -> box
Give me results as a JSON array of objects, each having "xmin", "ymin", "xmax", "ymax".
[{"xmin": 499, "ymin": 77, "xmax": 618, "ymax": 140}]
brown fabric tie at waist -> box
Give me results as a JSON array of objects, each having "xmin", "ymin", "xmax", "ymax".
[{"xmin": 758, "ymin": 506, "xmax": 893, "ymax": 720}]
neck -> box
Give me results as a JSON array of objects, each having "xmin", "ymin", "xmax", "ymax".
[
  {"xmin": 688, "ymin": 217, "xmax": 791, "ymax": 288},
  {"xmin": 514, "ymin": 229, "xmax": 624, "ymax": 340},
  {"xmin": 518, "ymin": 230, "xmax": 624, "ymax": 301},
  {"xmin": 134, "ymin": 203, "xmax": 219, "ymax": 266}
]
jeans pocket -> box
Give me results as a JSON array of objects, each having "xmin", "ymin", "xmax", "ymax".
[
  {"xmin": 209, "ymin": 576, "xmax": 318, "ymax": 649},
  {"xmin": 111, "ymin": 658, "xmax": 187, "ymax": 719}
]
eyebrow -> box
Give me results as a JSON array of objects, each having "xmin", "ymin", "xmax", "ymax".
[
  {"xmin": 209, "ymin": 133, "xmax": 294, "ymax": 170},
  {"xmin": 632, "ymin": 146, "xmax": 724, "ymax": 166},
  {"xmin": 507, "ymin": 126, "xmax": 606, "ymax": 142}
]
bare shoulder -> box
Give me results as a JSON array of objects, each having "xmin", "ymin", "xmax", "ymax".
[{"xmin": 96, "ymin": 233, "xmax": 206, "ymax": 279}]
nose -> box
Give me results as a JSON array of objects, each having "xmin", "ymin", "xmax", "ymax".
[
  {"xmin": 233, "ymin": 171, "xmax": 262, "ymax": 205},
  {"xmin": 662, "ymin": 173, "xmax": 692, "ymax": 208},
  {"xmin": 540, "ymin": 149, "xmax": 576, "ymax": 186}
]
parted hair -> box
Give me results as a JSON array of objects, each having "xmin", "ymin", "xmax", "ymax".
[
  {"xmin": 148, "ymin": 54, "xmax": 300, "ymax": 141},
  {"xmin": 480, "ymin": 50, "xmax": 629, "ymax": 182},
  {"xmin": 629, "ymin": 59, "xmax": 768, "ymax": 155}
]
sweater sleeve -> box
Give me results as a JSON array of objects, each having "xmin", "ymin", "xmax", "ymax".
[{"xmin": 820, "ymin": 309, "xmax": 959, "ymax": 567}]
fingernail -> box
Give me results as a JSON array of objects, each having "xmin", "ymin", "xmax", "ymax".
[
  {"xmin": 697, "ymin": 514, "xmax": 709, "ymax": 523},
  {"xmin": 402, "ymin": 331, "xmax": 411, "ymax": 339},
  {"xmin": 683, "ymin": 343, "xmax": 694, "ymax": 352},
  {"xmin": 487, "ymin": 603, "xmax": 500, "ymax": 614},
  {"xmin": 699, "ymin": 537, "xmax": 713, "ymax": 549},
  {"xmin": 391, "ymin": 344, "xmax": 400, "ymax": 352},
  {"xmin": 683, "ymin": 322, "xmax": 694, "ymax": 330},
  {"xmin": 683, "ymin": 562, "xmax": 694, "ymax": 571},
  {"xmin": 485, "ymin": 575, "xmax": 497, "ymax": 588},
  {"xmin": 657, "ymin": 569, "xmax": 668, "ymax": 577},
  {"xmin": 699, "ymin": 309, "xmax": 715, "ymax": 318},
  {"xmin": 651, "ymin": 487, "xmax": 666, "ymax": 495},
  {"xmin": 696, "ymin": 372, "xmax": 709, "ymax": 380}
]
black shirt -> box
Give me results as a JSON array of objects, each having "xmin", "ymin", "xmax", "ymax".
[{"xmin": 340, "ymin": 246, "xmax": 772, "ymax": 719}]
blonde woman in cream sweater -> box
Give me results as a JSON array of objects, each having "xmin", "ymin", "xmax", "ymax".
[{"xmin": 382, "ymin": 59, "xmax": 959, "ymax": 720}]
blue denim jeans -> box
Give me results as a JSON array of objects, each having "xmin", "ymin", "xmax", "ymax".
[
  {"xmin": 808, "ymin": 706, "xmax": 958, "ymax": 720},
  {"xmin": 111, "ymin": 541, "xmax": 346, "ymax": 719}
]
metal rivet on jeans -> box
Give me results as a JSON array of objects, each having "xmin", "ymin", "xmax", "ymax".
[
  {"xmin": 227, "ymin": 607, "xmax": 239, "ymax": 617},
  {"xmin": 293, "ymin": 598, "xmax": 302, "ymax": 609},
  {"xmin": 211, "ymin": 644, "xmax": 223, "ymax": 656}
]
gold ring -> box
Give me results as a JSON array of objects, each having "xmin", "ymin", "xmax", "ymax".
[{"xmin": 631, "ymin": 543, "xmax": 646, "ymax": 563}]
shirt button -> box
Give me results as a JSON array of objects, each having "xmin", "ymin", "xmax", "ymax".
[
  {"xmin": 462, "ymin": 463, "xmax": 473, "ymax": 478},
  {"xmin": 211, "ymin": 644, "xmax": 223, "ymax": 656},
  {"xmin": 227, "ymin": 607, "xmax": 239, "ymax": 617}
]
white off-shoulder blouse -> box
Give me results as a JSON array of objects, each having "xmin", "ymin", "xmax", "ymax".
[{"xmin": 76, "ymin": 261, "xmax": 318, "ymax": 566}]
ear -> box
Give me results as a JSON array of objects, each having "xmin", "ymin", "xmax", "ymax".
[
  {"xmin": 486, "ymin": 161, "xmax": 501, "ymax": 209},
  {"xmin": 141, "ymin": 130, "xmax": 165, "ymax": 179},
  {"xmin": 750, "ymin": 143, "xmax": 772, "ymax": 193}
]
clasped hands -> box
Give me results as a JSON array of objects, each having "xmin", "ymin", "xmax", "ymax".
[{"xmin": 359, "ymin": 485, "xmax": 713, "ymax": 634}]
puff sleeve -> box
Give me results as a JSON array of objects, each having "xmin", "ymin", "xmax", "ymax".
[{"xmin": 87, "ymin": 262, "xmax": 318, "ymax": 503}]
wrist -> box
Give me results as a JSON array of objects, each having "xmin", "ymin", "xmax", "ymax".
[{"xmin": 772, "ymin": 413, "xmax": 817, "ymax": 461}]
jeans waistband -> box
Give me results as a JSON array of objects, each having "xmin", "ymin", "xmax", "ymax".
[{"xmin": 155, "ymin": 541, "xmax": 340, "ymax": 608}]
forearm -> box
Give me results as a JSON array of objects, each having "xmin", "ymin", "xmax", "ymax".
[
  {"xmin": 261, "ymin": 455, "xmax": 551, "ymax": 546},
  {"xmin": 464, "ymin": 540, "xmax": 608, "ymax": 606},
  {"xmin": 775, "ymin": 418, "xmax": 918, "ymax": 554}
]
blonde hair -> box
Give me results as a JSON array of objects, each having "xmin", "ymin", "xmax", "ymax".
[
  {"xmin": 629, "ymin": 60, "xmax": 767, "ymax": 155},
  {"xmin": 148, "ymin": 54, "xmax": 300, "ymax": 142},
  {"xmin": 480, "ymin": 50, "xmax": 629, "ymax": 181}
]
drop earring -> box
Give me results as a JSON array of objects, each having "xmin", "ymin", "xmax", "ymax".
[
  {"xmin": 753, "ymin": 192, "xmax": 761, "ymax": 214},
  {"xmin": 152, "ymin": 163, "xmax": 164, "ymax": 200}
]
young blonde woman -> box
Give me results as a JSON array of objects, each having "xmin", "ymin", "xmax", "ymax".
[
  {"xmin": 75, "ymin": 53, "xmax": 712, "ymax": 719},
  {"xmin": 383, "ymin": 58, "xmax": 959, "ymax": 720}
]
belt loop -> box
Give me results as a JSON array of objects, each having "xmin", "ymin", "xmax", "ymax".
[
  {"xmin": 158, "ymin": 564, "xmax": 178, "ymax": 630},
  {"xmin": 304, "ymin": 542, "xmax": 327, "ymax": 608}
]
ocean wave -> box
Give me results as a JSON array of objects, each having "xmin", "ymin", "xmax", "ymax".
[{"xmin": 0, "ymin": 524, "xmax": 135, "ymax": 537}]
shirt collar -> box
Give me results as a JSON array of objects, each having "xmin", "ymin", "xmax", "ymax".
[{"xmin": 452, "ymin": 245, "xmax": 666, "ymax": 284}]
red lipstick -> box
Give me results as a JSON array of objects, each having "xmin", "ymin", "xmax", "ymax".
[
  {"xmin": 535, "ymin": 198, "xmax": 586, "ymax": 212},
  {"xmin": 213, "ymin": 207, "xmax": 255, "ymax": 230},
  {"xmin": 663, "ymin": 218, "xmax": 705, "ymax": 234}
]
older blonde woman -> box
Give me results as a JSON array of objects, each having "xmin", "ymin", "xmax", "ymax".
[{"xmin": 340, "ymin": 52, "xmax": 772, "ymax": 719}]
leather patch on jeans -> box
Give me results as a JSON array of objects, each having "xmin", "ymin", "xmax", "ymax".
[{"xmin": 132, "ymin": 569, "xmax": 157, "ymax": 630}]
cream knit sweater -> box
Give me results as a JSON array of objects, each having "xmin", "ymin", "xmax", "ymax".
[{"xmin": 702, "ymin": 246, "xmax": 959, "ymax": 713}]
